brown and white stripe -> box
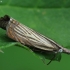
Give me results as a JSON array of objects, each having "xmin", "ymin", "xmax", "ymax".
[{"xmin": 0, "ymin": 15, "xmax": 70, "ymax": 54}]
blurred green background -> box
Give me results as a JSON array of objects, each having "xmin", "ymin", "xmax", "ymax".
[{"xmin": 0, "ymin": 0, "xmax": 70, "ymax": 70}]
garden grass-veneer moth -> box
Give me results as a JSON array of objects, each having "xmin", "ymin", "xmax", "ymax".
[{"xmin": 0, "ymin": 15, "xmax": 70, "ymax": 65}]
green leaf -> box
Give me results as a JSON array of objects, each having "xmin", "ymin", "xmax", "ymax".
[{"xmin": 0, "ymin": 0, "xmax": 70, "ymax": 70}]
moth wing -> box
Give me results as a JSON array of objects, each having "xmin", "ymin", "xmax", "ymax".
[{"xmin": 7, "ymin": 19, "xmax": 60, "ymax": 52}]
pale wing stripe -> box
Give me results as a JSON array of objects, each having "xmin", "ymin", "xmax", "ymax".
[
  {"xmin": 40, "ymin": 34, "xmax": 61, "ymax": 49},
  {"xmin": 14, "ymin": 28, "xmax": 45, "ymax": 45},
  {"xmin": 14, "ymin": 26, "xmax": 27, "ymax": 36},
  {"xmin": 9, "ymin": 18, "xmax": 56, "ymax": 50},
  {"xmin": 15, "ymin": 25, "xmax": 53, "ymax": 47},
  {"xmin": 14, "ymin": 27, "xmax": 40, "ymax": 44},
  {"xmin": 14, "ymin": 25, "xmax": 55, "ymax": 50},
  {"xmin": 14, "ymin": 26, "xmax": 40, "ymax": 43},
  {"xmin": 15, "ymin": 26, "xmax": 52, "ymax": 50},
  {"xmin": 33, "ymin": 45, "xmax": 54, "ymax": 51},
  {"xmin": 18, "ymin": 24, "xmax": 55, "ymax": 48},
  {"xmin": 18, "ymin": 24, "xmax": 40, "ymax": 40},
  {"xmin": 18, "ymin": 24, "xmax": 31, "ymax": 34},
  {"xmin": 29, "ymin": 30, "xmax": 59, "ymax": 50},
  {"xmin": 28, "ymin": 28, "xmax": 57, "ymax": 49},
  {"xmin": 10, "ymin": 18, "xmax": 57, "ymax": 48},
  {"xmin": 15, "ymin": 25, "xmax": 42, "ymax": 42},
  {"xmin": 12, "ymin": 27, "xmax": 31, "ymax": 45}
]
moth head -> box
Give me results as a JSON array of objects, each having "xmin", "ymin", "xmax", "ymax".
[
  {"xmin": 3, "ymin": 15, "xmax": 10, "ymax": 21},
  {"xmin": 54, "ymin": 49, "xmax": 63, "ymax": 54},
  {"xmin": 0, "ymin": 15, "xmax": 10, "ymax": 30},
  {"xmin": 58, "ymin": 49, "xmax": 63, "ymax": 53}
]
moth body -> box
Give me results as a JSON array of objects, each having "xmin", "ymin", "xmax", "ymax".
[{"xmin": 0, "ymin": 15, "xmax": 70, "ymax": 54}]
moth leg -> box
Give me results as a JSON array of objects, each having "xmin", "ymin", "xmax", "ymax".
[
  {"xmin": 41, "ymin": 57, "xmax": 46, "ymax": 64},
  {"xmin": 47, "ymin": 54, "xmax": 56, "ymax": 65}
]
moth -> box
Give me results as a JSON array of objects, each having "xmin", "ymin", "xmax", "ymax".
[{"xmin": 0, "ymin": 15, "xmax": 70, "ymax": 65}]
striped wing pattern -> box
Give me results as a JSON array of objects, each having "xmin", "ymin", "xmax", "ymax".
[
  {"xmin": 1, "ymin": 15, "xmax": 70, "ymax": 54},
  {"xmin": 6, "ymin": 18, "xmax": 60, "ymax": 52}
]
